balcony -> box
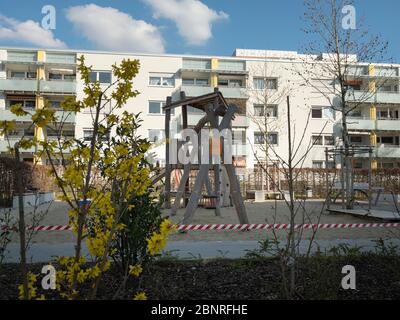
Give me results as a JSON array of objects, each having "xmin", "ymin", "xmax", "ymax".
[
  {"xmin": 375, "ymin": 146, "xmax": 400, "ymax": 158},
  {"xmin": 347, "ymin": 118, "xmax": 375, "ymax": 131},
  {"xmin": 376, "ymin": 119, "xmax": 400, "ymax": 131},
  {"xmin": 177, "ymin": 85, "xmax": 248, "ymax": 100},
  {"xmin": 346, "ymin": 90, "xmax": 400, "ymax": 104},
  {"xmin": 55, "ymin": 111, "xmax": 76, "ymax": 123},
  {"xmin": 0, "ymin": 139, "xmax": 36, "ymax": 153},
  {"xmin": 232, "ymin": 143, "xmax": 247, "ymax": 156},
  {"xmin": 0, "ymin": 78, "xmax": 76, "ymax": 94},
  {"xmin": 232, "ymin": 115, "xmax": 250, "ymax": 127},
  {"xmin": 353, "ymin": 146, "xmax": 400, "ymax": 158},
  {"xmin": 347, "ymin": 117, "xmax": 400, "ymax": 131},
  {"xmin": 0, "ymin": 110, "xmax": 76, "ymax": 123},
  {"xmin": 40, "ymin": 80, "xmax": 76, "ymax": 94},
  {"xmin": 0, "ymin": 109, "xmax": 33, "ymax": 122},
  {"xmin": 0, "ymin": 79, "xmax": 38, "ymax": 92}
]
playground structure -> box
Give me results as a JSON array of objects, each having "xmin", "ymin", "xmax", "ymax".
[
  {"xmin": 325, "ymin": 145, "xmax": 400, "ymax": 221},
  {"xmin": 162, "ymin": 88, "xmax": 249, "ymax": 225}
]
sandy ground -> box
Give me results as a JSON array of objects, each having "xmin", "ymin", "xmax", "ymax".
[{"xmin": 2, "ymin": 200, "xmax": 400, "ymax": 244}]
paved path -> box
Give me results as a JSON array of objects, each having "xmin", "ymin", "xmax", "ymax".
[{"xmin": 4, "ymin": 238, "xmax": 400, "ymax": 263}]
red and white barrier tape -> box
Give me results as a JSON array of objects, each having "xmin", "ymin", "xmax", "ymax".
[{"xmin": 1, "ymin": 223, "xmax": 400, "ymax": 232}]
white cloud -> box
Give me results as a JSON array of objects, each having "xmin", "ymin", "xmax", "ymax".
[
  {"xmin": 143, "ymin": 0, "xmax": 228, "ymax": 46},
  {"xmin": 66, "ymin": 4, "xmax": 165, "ymax": 53},
  {"xmin": 0, "ymin": 15, "xmax": 66, "ymax": 48}
]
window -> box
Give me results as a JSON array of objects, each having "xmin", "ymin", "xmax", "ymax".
[
  {"xmin": 162, "ymin": 76, "xmax": 174, "ymax": 86},
  {"xmin": 149, "ymin": 130, "xmax": 165, "ymax": 143},
  {"xmin": 350, "ymin": 136, "xmax": 363, "ymax": 144},
  {"xmin": 268, "ymin": 133, "xmax": 278, "ymax": 145},
  {"xmin": 83, "ymin": 130, "xmax": 93, "ymax": 142},
  {"xmin": 98, "ymin": 72, "xmax": 112, "ymax": 84},
  {"xmin": 254, "ymin": 132, "xmax": 265, "ymax": 145},
  {"xmin": 253, "ymin": 105, "xmax": 277, "ymax": 117},
  {"xmin": 10, "ymin": 71, "xmax": 26, "ymax": 79},
  {"xmin": 149, "ymin": 101, "xmax": 161, "ymax": 114},
  {"xmin": 312, "ymin": 106, "xmax": 335, "ymax": 119},
  {"xmin": 265, "ymin": 105, "xmax": 278, "ymax": 117},
  {"xmin": 253, "ymin": 78, "xmax": 265, "ymax": 90},
  {"xmin": 195, "ymin": 79, "xmax": 209, "ymax": 86},
  {"xmin": 49, "ymin": 73, "xmax": 63, "ymax": 80},
  {"xmin": 149, "ymin": 74, "xmax": 174, "ymax": 87},
  {"xmin": 253, "ymin": 77, "xmax": 277, "ymax": 90},
  {"xmin": 218, "ymin": 79, "xmax": 229, "ymax": 87},
  {"xmin": 89, "ymin": 72, "xmax": 97, "ymax": 83},
  {"xmin": 312, "ymin": 135, "xmax": 323, "ymax": 145},
  {"xmin": 9, "ymin": 99, "xmax": 36, "ymax": 109},
  {"xmin": 232, "ymin": 130, "xmax": 246, "ymax": 144},
  {"xmin": 89, "ymin": 71, "xmax": 112, "ymax": 84},
  {"xmin": 64, "ymin": 74, "xmax": 76, "ymax": 81},
  {"xmin": 218, "ymin": 79, "xmax": 243, "ymax": 87},
  {"xmin": 230, "ymin": 79, "xmax": 243, "ymax": 87},
  {"xmin": 183, "ymin": 78, "xmax": 209, "ymax": 86},
  {"xmin": 253, "ymin": 105, "xmax": 264, "ymax": 116},
  {"xmin": 344, "ymin": 80, "xmax": 362, "ymax": 91},
  {"xmin": 26, "ymin": 72, "xmax": 37, "ymax": 79},
  {"xmin": 50, "ymin": 101, "xmax": 62, "ymax": 109},
  {"xmin": 266, "ymin": 79, "xmax": 277, "ymax": 90},
  {"xmin": 182, "ymin": 78, "xmax": 195, "ymax": 85},
  {"xmin": 377, "ymin": 109, "xmax": 399, "ymax": 119},
  {"xmin": 24, "ymin": 129, "xmax": 35, "ymax": 137},
  {"xmin": 312, "ymin": 135, "xmax": 334, "ymax": 146},
  {"xmin": 377, "ymin": 136, "xmax": 400, "ymax": 145},
  {"xmin": 324, "ymin": 136, "xmax": 334, "ymax": 146},
  {"xmin": 312, "ymin": 107, "xmax": 323, "ymax": 118},
  {"xmin": 24, "ymin": 100, "xmax": 35, "ymax": 109},
  {"xmin": 312, "ymin": 161, "xmax": 324, "ymax": 169},
  {"xmin": 348, "ymin": 109, "xmax": 362, "ymax": 118},
  {"xmin": 381, "ymin": 162, "xmax": 395, "ymax": 169},
  {"xmin": 149, "ymin": 101, "xmax": 174, "ymax": 115}
]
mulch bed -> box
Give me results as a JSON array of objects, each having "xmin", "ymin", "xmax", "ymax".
[{"xmin": 1, "ymin": 254, "xmax": 400, "ymax": 300}]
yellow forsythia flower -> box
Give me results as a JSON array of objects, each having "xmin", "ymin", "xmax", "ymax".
[
  {"xmin": 129, "ymin": 264, "xmax": 143, "ymax": 277},
  {"xmin": 133, "ymin": 292, "xmax": 147, "ymax": 300}
]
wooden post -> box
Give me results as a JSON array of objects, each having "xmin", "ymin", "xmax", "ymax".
[
  {"xmin": 180, "ymin": 91, "xmax": 189, "ymax": 206},
  {"xmin": 325, "ymin": 147, "xmax": 331, "ymax": 210},
  {"xmin": 165, "ymin": 96, "xmax": 172, "ymax": 209}
]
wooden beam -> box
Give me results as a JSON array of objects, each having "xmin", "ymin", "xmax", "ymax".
[{"xmin": 164, "ymin": 96, "xmax": 172, "ymax": 209}]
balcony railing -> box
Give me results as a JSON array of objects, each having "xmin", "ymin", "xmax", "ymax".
[
  {"xmin": 347, "ymin": 117, "xmax": 400, "ymax": 131},
  {"xmin": 0, "ymin": 79, "xmax": 38, "ymax": 92},
  {"xmin": 346, "ymin": 90, "xmax": 400, "ymax": 104},
  {"xmin": 0, "ymin": 78, "xmax": 76, "ymax": 94},
  {"xmin": 176, "ymin": 85, "xmax": 248, "ymax": 100},
  {"xmin": 0, "ymin": 109, "xmax": 76, "ymax": 123},
  {"xmin": 352, "ymin": 145, "xmax": 400, "ymax": 158},
  {"xmin": 40, "ymin": 80, "xmax": 76, "ymax": 94},
  {"xmin": 0, "ymin": 139, "xmax": 36, "ymax": 152},
  {"xmin": 0, "ymin": 109, "xmax": 33, "ymax": 122}
]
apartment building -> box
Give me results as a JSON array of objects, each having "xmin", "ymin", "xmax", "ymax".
[{"xmin": 0, "ymin": 47, "xmax": 399, "ymax": 174}]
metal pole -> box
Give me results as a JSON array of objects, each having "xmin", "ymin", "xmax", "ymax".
[{"xmin": 368, "ymin": 147, "xmax": 372, "ymax": 212}]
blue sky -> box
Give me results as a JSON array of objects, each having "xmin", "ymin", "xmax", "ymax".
[{"xmin": 0, "ymin": 0, "xmax": 399, "ymax": 61}]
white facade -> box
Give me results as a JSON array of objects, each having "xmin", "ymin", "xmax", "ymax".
[{"xmin": 0, "ymin": 47, "xmax": 400, "ymax": 171}]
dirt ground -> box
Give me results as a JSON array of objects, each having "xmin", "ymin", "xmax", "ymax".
[
  {"xmin": 2, "ymin": 254, "xmax": 400, "ymax": 300},
  {"xmin": 2, "ymin": 199, "xmax": 400, "ymax": 244}
]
